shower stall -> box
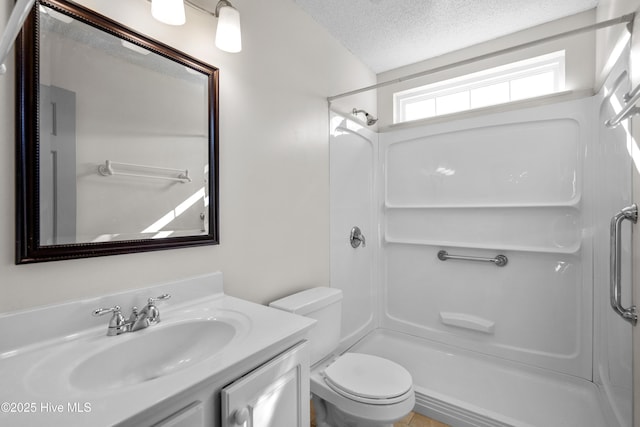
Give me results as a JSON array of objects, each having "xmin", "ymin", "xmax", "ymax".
[{"xmin": 329, "ymin": 50, "xmax": 635, "ymax": 426}]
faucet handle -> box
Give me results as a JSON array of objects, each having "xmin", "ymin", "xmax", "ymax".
[
  {"xmin": 92, "ymin": 305, "xmax": 122, "ymax": 317},
  {"xmin": 145, "ymin": 294, "xmax": 171, "ymax": 324},
  {"xmin": 92, "ymin": 305, "xmax": 127, "ymax": 336},
  {"xmin": 148, "ymin": 293, "xmax": 171, "ymax": 304}
]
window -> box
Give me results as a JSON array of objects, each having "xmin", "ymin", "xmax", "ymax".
[{"xmin": 394, "ymin": 51, "xmax": 565, "ymax": 123}]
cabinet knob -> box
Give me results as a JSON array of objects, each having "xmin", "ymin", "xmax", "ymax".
[{"xmin": 233, "ymin": 407, "xmax": 250, "ymax": 425}]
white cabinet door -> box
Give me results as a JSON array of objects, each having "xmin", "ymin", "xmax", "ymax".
[{"xmin": 221, "ymin": 341, "xmax": 309, "ymax": 427}]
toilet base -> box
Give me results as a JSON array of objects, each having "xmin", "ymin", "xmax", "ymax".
[{"xmin": 312, "ymin": 394, "xmax": 411, "ymax": 427}]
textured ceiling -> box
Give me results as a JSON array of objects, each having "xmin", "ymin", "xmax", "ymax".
[{"xmin": 294, "ymin": 0, "xmax": 598, "ymax": 73}]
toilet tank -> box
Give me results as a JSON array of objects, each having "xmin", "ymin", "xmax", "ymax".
[{"xmin": 269, "ymin": 287, "xmax": 342, "ymax": 365}]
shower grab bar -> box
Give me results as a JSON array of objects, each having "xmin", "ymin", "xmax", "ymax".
[
  {"xmin": 605, "ymin": 83, "xmax": 640, "ymax": 128},
  {"xmin": 98, "ymin": 160, "xmax": 192, "ymax": 183},
  {"xmin": 624, "ymin": 79, "xmax": 640, "ymax": 102},
  {"xmin": 610, "ymin": 204, "xmax": 637, "ymax": 325},
  {"xmin": 437, "ymin": 250, "xmax": 508, "ymax": 267}
]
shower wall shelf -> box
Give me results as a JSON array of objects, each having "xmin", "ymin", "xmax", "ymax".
[
  {"xmin": 439, "ymin": 312, "xmax": 496, "ymax": 334},
  {"xmin": 383, "ymin": 199, "xmax": 582, "ymax": 209},
  {"xmin": 98, "ymin": 160, "xmax": 192, "ymax": 183},
  {"xmin": 383, "ymin": 238, "xmax": 582, "ymax": 255},
  {"xmin": 385, "ymin": 205, "xmax": 582, "ymax": 254}
]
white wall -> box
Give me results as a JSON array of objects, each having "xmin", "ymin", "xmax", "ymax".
[{"xmin": 0, "ymin": 0, "xmax": 375, "ymax": 314}]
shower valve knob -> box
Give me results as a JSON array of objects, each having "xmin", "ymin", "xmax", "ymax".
[{"xmin": 350, "ymin": 226, "xmax": 366, "ymax": 248}]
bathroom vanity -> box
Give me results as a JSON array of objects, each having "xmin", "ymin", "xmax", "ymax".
[{"xmin": 0, "ymin": 273, "xmax": 314, "ymax": 426}]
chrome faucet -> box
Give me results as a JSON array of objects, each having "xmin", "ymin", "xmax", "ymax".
[
  {"xmin": 130, "ymin": 294, "xmax": 171, "ymax": 331},
  {"xmin": 93, "ymin": 293, "xmax": 171, "ymax": 336}
]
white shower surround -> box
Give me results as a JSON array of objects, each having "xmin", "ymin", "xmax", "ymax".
[
  {"xmin": 330, "ymin": 60, "xmax": 633, "ymax": 425},
  {"xmin": 380, "ymin": 102, "xmax": 591, "ymax": 379}
]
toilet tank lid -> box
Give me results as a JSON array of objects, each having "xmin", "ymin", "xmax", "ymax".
[{"xmin": 269, "ymin": 287, "xmax": 342, "ymax": 315}]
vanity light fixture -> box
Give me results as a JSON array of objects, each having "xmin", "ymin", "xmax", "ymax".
[
  {"xmin": 0, "ymin": 0, "xmax": 242, "ymax": 73},
  {"xmin": 151, "ymin": 0, "xmax": 242, "ymax": 53}
]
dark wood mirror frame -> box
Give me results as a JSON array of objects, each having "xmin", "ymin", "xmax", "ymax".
[{"xmin": 16, "ymin": 0, "xmax": 219, "ymax": 264}]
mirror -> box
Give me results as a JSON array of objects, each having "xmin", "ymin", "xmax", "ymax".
[{"xmin": 16, "ymin": 0, "xmax": 219, "ymax": 263}]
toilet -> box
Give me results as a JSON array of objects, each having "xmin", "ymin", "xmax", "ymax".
[{"xmin": 270, "ymin": 287, "xmax": 415, "ymax": 427}]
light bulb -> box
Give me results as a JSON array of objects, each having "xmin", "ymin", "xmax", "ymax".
[
  {"xmin": 215, "ymin": 5, "xmax": 242, "ymax": 53},
  {"xmin": 152, "ymin": 0, "xmax": 186, "ymax": 26}
]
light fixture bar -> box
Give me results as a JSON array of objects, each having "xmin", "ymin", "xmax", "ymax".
[
  {"xmin": 148, "ymin": 0, "xmax": 242, "ymax": 53},
  {"xmin": 150, "ymin": 0, "xmax": 233, "ymax": 18},
  {"xmin": 214, "ymin": 0, "xmax": 233, "ymax": 16},
  {"xmin": 183, "ymin": 0, "xmax": 216, "ymax": 17}
]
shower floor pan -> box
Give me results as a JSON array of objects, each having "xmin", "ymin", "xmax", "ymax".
[{"xmin": 348, "ymin": 329, "xmax": 609, "ymax": 427}]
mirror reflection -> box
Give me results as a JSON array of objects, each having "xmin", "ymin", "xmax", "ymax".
[{"xmin": 17, "ymin": 0, "xmax": 219, "ymax": 263}]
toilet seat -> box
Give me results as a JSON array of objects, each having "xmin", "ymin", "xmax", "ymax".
[{"xmin": 322, "ymin": 353, "xmax": 413, "ymax": 405}]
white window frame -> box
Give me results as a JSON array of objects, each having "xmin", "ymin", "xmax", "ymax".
[{"xmin": 393, "ymin": 50, "xmax": 566, "ymax": 123}]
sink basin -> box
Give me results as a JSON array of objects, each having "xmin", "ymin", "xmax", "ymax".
[{"xmin": 69, "ymin": 320, "xmax": 236, "ymax": 391}]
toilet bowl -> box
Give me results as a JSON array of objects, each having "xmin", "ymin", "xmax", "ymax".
[
  {"xmin": 311, "ymin": 352, "xmax": 415, "ymax": 427},
  {"xmin": 270, "ymin": 287, "xmax": 415, "ymax": 427}
]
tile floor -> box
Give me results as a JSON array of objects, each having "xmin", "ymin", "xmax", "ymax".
[
  {"xmin": 394, "ymin": 411, "xmax": 451, "ymax": 427},
  {"xmin": 310, "ymin": 401, "xmax": 450, "ymax": 427}
]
